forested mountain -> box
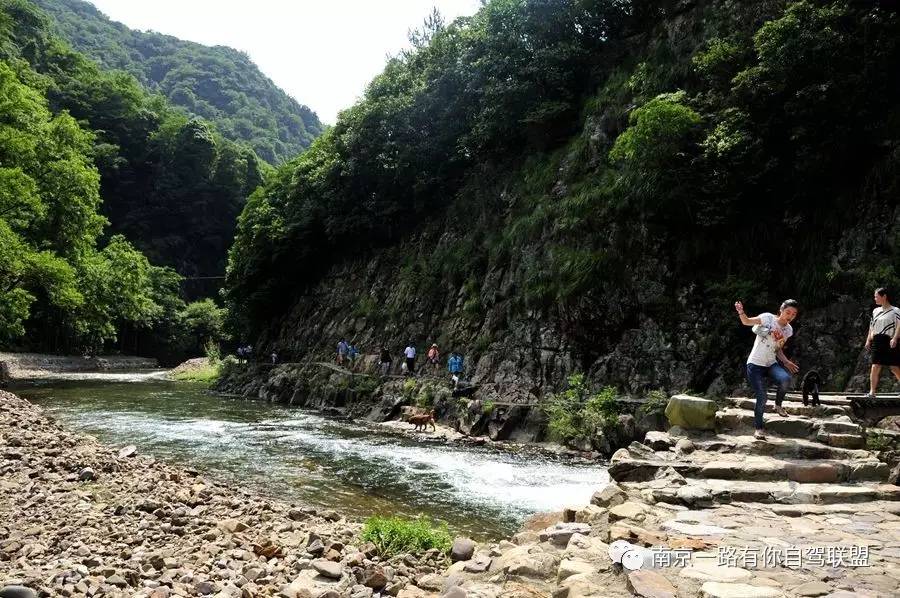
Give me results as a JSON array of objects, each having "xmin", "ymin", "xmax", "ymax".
[
  {"xmin": 34, "ymin": 0, "xmax": 323, "ymax": 164},
  {"xmin": 225, "ymin": 0, "xmax": 900, "ymax": 396},
  {"xmin": 0, "ymin": 0, "xmax": 238, "ymax": 358}
]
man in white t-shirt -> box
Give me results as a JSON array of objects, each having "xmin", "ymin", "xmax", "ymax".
[
  {"xmin": 404, "ymin": 343, "xmax": 417, "ymax": 376},
  {"xmin": 734, "ymin": 299, "xmax": 800, "ymax": 439}
]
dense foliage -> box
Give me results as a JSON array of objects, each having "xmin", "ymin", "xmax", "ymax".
[
  {"xmin": 543, "ymin": 374, "xmax": 619, "ymax": 444},
  {"xmin": 361, "ymin": 516, "xmax": 452, "ymax": 557},
  {"xmin": 0, "ymin": 0, "xmax": 242, "ymax": 358},
  {"xmin": 34, "ymin": 0, "xmax": 323, "ymax": 163},
  {"xmin": 2, "ymin": 0, "xmax": 267, "ymax": 281},
  {"xmin": 226, "ymin": 0, "xmax": 900, "ymax": 392}
]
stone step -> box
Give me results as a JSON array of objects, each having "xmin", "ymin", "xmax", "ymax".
[
  {"xmin": 690, "ymin": 434, "xmax": 872, "ymax": 461},
  {"xmin": 763, "ymin": 392, "xmax": 853, "ymax": 406},
  {"xmin": 609, "ymin": 454, "xmax": 888, "ymax": 484},
  {"xmin": 727, "ymin": 397, "xmax": 850, "ymax": 417},
  {"xmin": 627, "ymin": 478, "xmax": 900, "ymax": 508},
  {"xmin": 716, "ymin": 408, "xmax": 864, "ymax": 447}
]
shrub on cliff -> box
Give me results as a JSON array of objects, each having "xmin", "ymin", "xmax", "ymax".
[
  {"xmin": 361, "ymin": 516, "xmax": 451, "ymax": 557},
  {"xmin": 543, "ymin": 373, "xmax": 620, "ymax": 446}
]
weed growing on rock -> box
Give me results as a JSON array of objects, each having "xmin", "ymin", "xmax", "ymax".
[{"xmin": 361, "ymin": 516, "xmax": 452, "ymax": 557}]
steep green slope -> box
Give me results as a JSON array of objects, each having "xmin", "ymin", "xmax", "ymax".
[
  {"xmin": 3, "ymin": 0, "xmax": 267, "ymax": 282},
  {"xmin": 225, "ymin": 0, "xmax": 900, "ymax": 394},
  {"xmin": 34, "ymin": 0, "xmax": 323, "ymax": 164}
]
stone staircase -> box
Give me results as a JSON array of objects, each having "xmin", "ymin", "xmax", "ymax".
[{"xmin": 610, "ymin": 394, "xmax": 900, "ymax": 508}]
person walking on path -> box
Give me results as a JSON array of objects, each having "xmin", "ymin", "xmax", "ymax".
[
  {"xmin": 379, "ymin": 346, "xmax": 392, "ymax": 377},
  {"xmin": 404, "ymin": 343, "xmax": 417, "ymax": 376},
  {"xmin": 448, "ymin": 351, "xmax": 464, "ymax": 388},
  {"xmin": 864, "ymin": 287, "xmax": 900, "ymax": 399},
  {"xmin": 427, "ymin": 343, "xmax": 440, "ymax": 371},
  {"xmin": 735, "ymin": 299, "xmax": 800, "ymax": 440},
  {"xmin": 337, "ymin": 338, "xmax": 349, "ymax": 366}
]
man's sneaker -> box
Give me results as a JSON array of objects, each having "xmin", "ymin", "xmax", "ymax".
[
  {"xmin": 754, "ymin": 430, "xmax": 766, "ymax": 440},
  {"xmin": 775, "ymin": 406, "xmax": 788, "ymax": 417},
  {"xmin": 863, "ymin": 392, "xmax": 875, "ymax": 400}
]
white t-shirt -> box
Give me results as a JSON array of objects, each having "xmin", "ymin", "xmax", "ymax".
[
  {"xmin": 747, "ymin": 312, "xmax": 793, "ymax": 367},
  {"xmin": 871, "ymin": 306, "xmax": 900, "ymax": 336},
  {"xmin": 404, "ymin": 346, "xmax": 416, "ymax": 358}
]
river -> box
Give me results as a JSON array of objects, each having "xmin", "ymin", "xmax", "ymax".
[{"xmin": 15, "ymin": 378, "xmax": 608, "ymax": 539}]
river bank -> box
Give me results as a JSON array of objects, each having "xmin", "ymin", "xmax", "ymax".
[
  {"xmin": 0, "ymin": 389, "xmax": 488, "ymax": 597},
  {"xmin": 5, "ymin": 387, "xmax": 900, "ymax": 597},
  {"xmin": 0, "ymin": 352, "xmax": 159, "ymax": 382}
]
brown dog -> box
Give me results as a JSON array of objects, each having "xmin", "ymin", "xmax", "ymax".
[{"xmin": 408, "ymin": 410, "xmax": 436, "ymax": 432}]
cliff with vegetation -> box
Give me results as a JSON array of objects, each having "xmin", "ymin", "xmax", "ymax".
[
  {"xmin": 33, "ymin": 0, "xmax": 323, "ymax": 164},
  {"xmin": 221, "ymin": 0, "xmax": 900, "ymax": 408}
]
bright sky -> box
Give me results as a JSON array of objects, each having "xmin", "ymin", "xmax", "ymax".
[{"xmin": 87, "ymin": 0, "xmax": 483, "ymax": 124}]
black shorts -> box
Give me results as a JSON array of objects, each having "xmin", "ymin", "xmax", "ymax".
[{"xmin": 872, "ymin": 334, "xmax": 900, "ymax": 366}]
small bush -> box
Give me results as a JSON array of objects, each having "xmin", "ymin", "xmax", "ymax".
[
  {"xmin": 638, "ymin": 389, "xmax": 669, "ymax": 418},
  {"xmin": 482, "ymin": 400, "xmax": 495, "ymax": 416},
  {"xmin": 204, "ymin": 339, "xmax": 221, "ymax": 364},
  {"xmin": 361, "ymin": 516, "xmax": 452, "ymax": 557},
  {"xmin": 866, "ymin": 431, "xmax": 891, "ymax": 452},
  {"xmin": 416, "ymin": 383, "xmax": 436, "ymax": 409},
  {"xmin": 403, "ymin": 378, "xmax": 418, "ymax": 397},
  {"xmin": 542, "ymin": 373, "xmax": 621, "ymax": 445}
]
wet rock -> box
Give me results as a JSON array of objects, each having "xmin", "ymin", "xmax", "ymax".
[
  {"xmin": 78, "ymin": 467, "xmax": 96, "ymax": 481},
  {"xmin": 450, "ymin": 537, "xmax": 476, "ymax": 562},
  {"xmin": 118, "ymin": 444, "xmax": 137, "ymax": 458},
  {"xmin": 0, "ymin": 587, "xmax": 37, "ymax": 598}
]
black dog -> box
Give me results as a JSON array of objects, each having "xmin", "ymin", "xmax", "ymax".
[{"xmin": 801, "ymin": 370, "xmax": 821, "ymax": 407}]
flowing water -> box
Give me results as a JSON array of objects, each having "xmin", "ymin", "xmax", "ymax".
[{"xmin": 15, "ymin": 378, "xmax": 607, "ymax": 539}]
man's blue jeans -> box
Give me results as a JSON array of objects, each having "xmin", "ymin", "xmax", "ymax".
[{"xmin": 746, "ymin": 363, "xmax": 792, "ymax": 430}]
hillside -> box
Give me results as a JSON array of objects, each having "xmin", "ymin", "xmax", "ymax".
[
  {"xmin": 34, "ymin": 0, "xmax": 323, "ymax": 164},
  {"xmin": 223, "ymin": 0, "xmax": 900, "ymax": 403}
]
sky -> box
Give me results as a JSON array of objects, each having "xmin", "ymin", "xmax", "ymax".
[{"xmin": 87, "ymin": 0, "xmax": 483, "ymax": 124}]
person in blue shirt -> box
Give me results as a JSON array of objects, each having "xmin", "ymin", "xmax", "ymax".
[
  {"xmin": 337, "ymin": 338, "xmax": 349, "ymax": 365},
  {"xmin": 448, "ymin": 352, "xmax": 464, "ymax": 388}
]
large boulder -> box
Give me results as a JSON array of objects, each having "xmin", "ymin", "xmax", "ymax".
[
  {"xmin": 664, "ymin": 395, "xmax": 717, "ymax": 430},
  {"xmin": 450, "ymin": 537, "xmax": 476, "ymax": 562}
]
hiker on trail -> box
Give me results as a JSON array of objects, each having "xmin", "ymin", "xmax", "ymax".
[
  {"xmin": 271, "ymin": 351, "xmax": 278, "ymax": 365},
  {"xmin": 735, "ymin": 299, "xmax": 800, "ymax": 440},
  {"xmin": 404, "ymin": 343, "xmax": 416, "ymax": 375},
  {"xmin": 448, "ymin": 351, "xmax": 464, "ymax": 388},
  {"xmin": 337, "ymin": 338, "xmax": 349, "ymax": 366},
  {"xmin": 379, "ymin": 346, "xmax": 392, "ymax": 377},
  {"xmin": 427, "ymin": 343, "xmax": 440, "ymax": 370},
  {"xmin": 244, "ymin": 345, "xmax": 253, "ymax": 363},
  {"xmin": 348, "ymin": 343, "xmax": 360, "ymax": 368},
  {"xmin": 237, "ymin": 346, "xmax": 245, "ymax": 364},
  {"xmin": 864, "ymin": 287, "xmax": 900, "ymax": 399}
]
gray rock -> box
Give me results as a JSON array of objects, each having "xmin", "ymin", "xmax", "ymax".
[
  {"xmin": 450, "ymin": 537, "xmax": 475, "ymax": 562},
  {"xmin": 644, "ymin": 431, "xmax": 674, "ymax": 451},
  {"xmin": 791, "ymin": 581, "xmax": 831, "ymax": 596},
  {"xmin": 590, "ymin": 482, "xmax": 626, "ymax": 507},
  {"xmin": 312, "ymin": 559, "xmax": 343, "ymax": 579},
  {"xmin": 118, "ymin": 444, "xmax": 137, "ymax": 458},
  {"xmin": 462, "ymin": 553, "xmax": 491, "ymax": 574},
  {"xmin": 675, "ymin": 438, "xmax": 695, "ymax": 454},
  {"xmin": 540, "ymin": 523, "xmax": 592, "ymax": 546},
  {"xmin": 195, "ymin": 580, "xmax": 217, "ymax": 595},
  {"xmin": 0, "ymin": 587, "xmax": 37, "ymax": 598},
  {"xmin": 79, "ymin": 467, "xmax": 96, "ymax": 481}
]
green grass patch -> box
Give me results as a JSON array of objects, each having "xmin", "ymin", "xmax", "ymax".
[
  {"xmin": 171, "ymin": 362, "xmax": 221, "ymax": 384},
  {"xmin": 361, "ymin": 516, "xmax": 452, "ymax": 557}
]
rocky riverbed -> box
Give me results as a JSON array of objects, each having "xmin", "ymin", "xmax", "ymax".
[
  {"xmin": 0, "ymin": 390, "xmax": 460, "ymax": 597},
  {"xmin": 4, "ymin": 387, "xmax": 900, "ymax": 598}
]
